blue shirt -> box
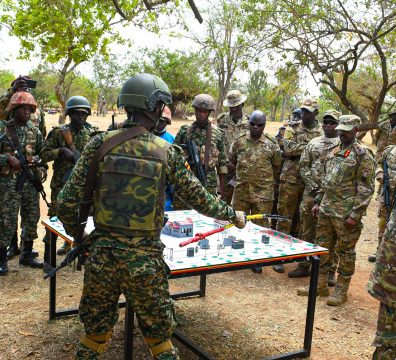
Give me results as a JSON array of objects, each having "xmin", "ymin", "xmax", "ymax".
[{"xmin": 157, "ymin": 131, "xmax": 175, "ymax": 210}]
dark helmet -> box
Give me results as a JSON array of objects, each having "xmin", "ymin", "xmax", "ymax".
[
  {"xmin": 292, "ymin": 108, "xmax": 302, "ymax": 116},
  {"xmin": 192, "ymin": 94, "xmax": 216, "ymax": 111},
  {"xmin": 65, "ymin": 96, "xmax": 91, "ymax": 115},
  {"xmin": 118, "ymin": 73, "xmax": 172, "ymax": 112},
  {"xmin": 248, "ymin": 110, "xmax": 266, "ymax": 123}
]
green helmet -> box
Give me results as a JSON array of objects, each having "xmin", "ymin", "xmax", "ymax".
[
  {"xmin": 65, "ymin": 96, "xmax": 91, "ymax": 115},
  {"xmin": 118, "ymin": 73, "xmax": 172, "ymax": 112}
]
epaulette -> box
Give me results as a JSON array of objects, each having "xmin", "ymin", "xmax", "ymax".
[{"xmin": 264, "ymin": 133, "xmax": 277, "ymax": 144}]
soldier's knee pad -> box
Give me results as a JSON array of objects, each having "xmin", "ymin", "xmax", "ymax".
[
  {"xmin": 80, "ymin": 331, "xmax": 113, "ymax": 354},
  {"xmin": 145, "ymin": 337, "xmax": 175, "ymax": 358}
]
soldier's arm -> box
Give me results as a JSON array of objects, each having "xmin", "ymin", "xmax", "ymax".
[
  {"xmin": 40, "ymin": 129, "xmax": 61, "ymax": 163},
  {"xmin": 271, "ymin": 141, "xmax": 282, "ymax": 179},
  {"xmin": 174, "ymin": 126, "xmax": 186, "ymax": 146},
  {"xmin": 57, "ymin": 134, "xmax": 104, "ymax": 236},
  {"xmin": 283, "ymin": 127, "xmax": 306, "ymax": 157},
  {"xmin": 168, "ymin": 145, "xmax": 235, "ymax": 221},
  {"xmin": 300, "ymin": 144, "xmax": 317, "ymax": 192},
  {"xmin": 350, "ymin": 153, "xmax": 375, "ymax": 221},
  {"xmin": 0, "ymin": 89, "xmax": 13, "ymax": 120}
]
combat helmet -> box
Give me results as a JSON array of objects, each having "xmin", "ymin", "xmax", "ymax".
[
  {"xmin": 192, "ymin": 94, "xmax": 216, "ymax": 111},
  {"xmin": 118, "ymin": 73, "xmax": 172, "ymax": 114},
  {"xmin": 6, "ymin": 91, "xmax": 37, "ymax": 113},
  {"xmin": 65, "ymin": 96, "xmax": 91, "ymax": 115}
]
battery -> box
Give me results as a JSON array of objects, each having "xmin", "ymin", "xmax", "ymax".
[
  {"xmin": 261, "ymin": 234, "xmax": 270, "ymax": 244},
  {"xmin": 231, "ymin": 239, "xmax": 244, "ymax": 249},
  {"xmin": 187, "ymin": 247, "xmax": 195, "ymax": 257}
]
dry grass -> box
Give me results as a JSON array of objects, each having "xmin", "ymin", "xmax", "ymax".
[{"xmin": 0, "ymin": 113, "xmax": 379, "ymax": 359}]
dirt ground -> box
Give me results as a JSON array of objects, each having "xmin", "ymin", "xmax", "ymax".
[{"xmin": 0, "ymin": 113, "xmax": 380, "ymax": 360}]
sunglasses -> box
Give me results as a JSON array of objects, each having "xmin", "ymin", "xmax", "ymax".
[{"xmin": 249, "ymin": 121, "xmax": 265, "ymax": 127}]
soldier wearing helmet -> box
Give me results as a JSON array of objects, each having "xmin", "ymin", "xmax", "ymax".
[
  {"xmin": 0, "ymin": 91, "xmax": 44, "ymax": 274},
  {"xmin": 216, "ymin": 90, "xmax": 249, "ymax": 204},
  {"xmin": 174, "ymin": 93, "xmax": 228, "ymax": 203},
  {"xmin": 40, "ymin": 95, "xmax": 97, "ymax": 261},
  {"xmin": 57, "ymin": 73, "xmax": 246, "ymax": 360}
]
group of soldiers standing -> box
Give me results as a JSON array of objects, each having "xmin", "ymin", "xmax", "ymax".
[{"xmin": 0, "ymin": 72, "xmax": 395, "ymax": 359}]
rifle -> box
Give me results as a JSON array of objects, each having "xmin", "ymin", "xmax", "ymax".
[
  {"xmin": 60, "ymin": 127, "xmax": 81, "ymax": 182},
  {"xmin": 183, "ymin": 139, "xmax": 207, "ymax": 186},
  {"xmin": 179, "ymin": 214, "xmax": 290, "ymax": 247},
  {"xmin": 0, "ymin": 132, "xmax": 50, "ymax": 207},
  {"xmin": 383, "ymin": 159, "xmax": 391, "ymax": 221}
]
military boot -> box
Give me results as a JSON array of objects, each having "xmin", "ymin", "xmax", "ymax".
[
  {"xmin": 7, "ymin": 231, "xmax": 20, "ymax": 259},
  {"xmin": 57, "ymin": 241, "xmax": 71, "ymax": 256},
  {"xmin": 297, "ymin": 272, "xmax": 329, "ymax": 297},
  {"xmin": 326, "ymin": 276, "xmax": 351, "ymax": 306},
  {"xmin": 272, "ymin": 264, "xmax": 285, "ymax": 273},
  {"xmin": 0, "ymin": 247, "xmax": 8, "ymax": 275},
  {"xmin": 20, "ymin": 240, "xmax": 39, "ymax": 258},
  {"xmin": 19, "ymin": 241, "xmax": 43, "ymax": 268},
  {"xmin": 288, "ymin": 263, "xmax": 310, "ymax": 278},
  {"xmin": 328, "ymin": 271, "xmax": 336, "ymax": 287}
]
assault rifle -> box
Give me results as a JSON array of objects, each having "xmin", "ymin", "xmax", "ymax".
[
  {"xmin": 184, "ymin": 139, "xmax": 207, "ymax": 186},
  {"xmin": 60, "ymin": 127, "xmax": 81, "ymax": 182},
  {"xmin": 0, "ymin": 132, "xmax": 49, "ymax": 207},
  {"xmin": 383, "ymin": 159, "xmax": 391, "ymax": 221}
]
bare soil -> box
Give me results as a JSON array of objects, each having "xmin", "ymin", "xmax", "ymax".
[{"xmin": 0, "ymin": 114, "xmax": 379, "ymax": 360}]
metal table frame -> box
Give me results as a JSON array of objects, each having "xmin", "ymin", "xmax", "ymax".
[{"xmin": 43, "ymin": 221, "xmax": 325, "ymax": 360}]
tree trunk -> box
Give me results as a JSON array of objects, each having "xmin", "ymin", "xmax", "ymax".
[{"xmin": 55, "ymin": 83, "xmax": 66, "ymax": 125}]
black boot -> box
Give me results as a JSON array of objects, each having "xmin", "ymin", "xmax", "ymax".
[
  {"xmin": 20, "ymin": 240, "xmax": 39, "ymax": 258},
  {"xmin": 19, "ymin": 241, "xmax": 43, "ymax": 268},
  {"xmin": 0, "ymin": 247, "xmax": 8, "ymax": 275},
  {"xmin": 7, "ymin": 231, "xmax": 20, "ymax": 259}
]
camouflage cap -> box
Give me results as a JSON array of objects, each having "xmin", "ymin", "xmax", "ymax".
[
  {"xmin": 223, "ymin": 90, "xmax": 247, "ymax": 107},
  {"xmin": 323, "ymin": 109, "xmax": 341, "ymax": 122},
  {"xmin": 300, "ymin": 98, "xmax": 319, "ymax": 112},
  {"xmin": 335, "ymin": 115, "xmax": 361, "ymax": 131}
]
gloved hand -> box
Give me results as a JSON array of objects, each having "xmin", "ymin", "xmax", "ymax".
[{"xmin": 233, "ymin": 210, "xmax": 246, "ymax": 229}]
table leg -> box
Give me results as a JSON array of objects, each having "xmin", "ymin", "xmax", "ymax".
[
  {"xmin": 124, "ymin": 301, "xmax": 134, "ymax": 360},
  {"xmin": 199, "ymin": 273, "xmax": 207, "ymax": 297},
  {"xmin": 49, "ymin": 229, "xmax": 57, "ymax": 320}
]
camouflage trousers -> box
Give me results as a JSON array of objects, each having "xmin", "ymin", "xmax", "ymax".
[
  {"xmin": 75, "ymin": 246, "xmax": 178, "ymax": 360},
  {"xmin": 276, "ymin": 180, "xmax": 304, "ymax": 235},
  {"xmin": 372, "ymin": 303, "xmax": 396, "ymax": 360},
  {"xmin": 316, "ymin": 212, "xmax": 363, "ymax": 279},
  {"xmin": 0, "ymin": 178, "xmax": 39, "ymax": 248},
  {"xmin": 232, "ymin": 197, "xmax": 272, "ymax": 228}
]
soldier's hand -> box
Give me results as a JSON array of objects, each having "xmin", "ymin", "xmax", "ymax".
[
  {"xmin": 58, "ymin": 147, "xmax": 75, "ymax": 162},
  {"xmin": 7, "ymin": 155, "xmax": 21, "ymax": 170},
  {"xmin": 375, "ymin": 171, "xmax": 383, "ymax": 183},
  {"xmin": 345, "ymin": 216, "xmax": 358, "ymax": 230},
  {"xmin": 233, "ymin": 210, "xmax": 246, "ymax": 229},
  {"xmin": 311, "ymin": 204, "xmax": 320, "ymax": 217}
]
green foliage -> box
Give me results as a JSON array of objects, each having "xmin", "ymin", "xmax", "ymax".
[{"xmin": 0, "ymin": 70, "xmax": 15, "ymax": 95}]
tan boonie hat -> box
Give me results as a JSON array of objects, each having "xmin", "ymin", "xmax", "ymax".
[
  {"xmin": 323, "ymin": 109, "xmax": 341, "ymax": 122},
  {"xmin": 300, "ymin": 98, "xmax": 319, "ymax": 112},
  {"xmin": 335, "ymin": 115, "xmax": 361, "ymax": 131},
  {"xmin": 223, "ymin": 90, "xmax": 247, "ymax": 107}
]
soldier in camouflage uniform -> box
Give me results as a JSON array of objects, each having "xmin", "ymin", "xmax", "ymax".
[
  {"xmin": 368, "ymin": 185, "xmax": 396, "ymax": 360},
  {"xmin": 57, "ymin": 73, "xmax": 246, "ymax": 360},
  {"xmin": 273, "ymin": 98, "xmax": 323, "ymax": 273},
  {"xmin": 0, "ymin": 92, "xmax": 44, "ymax": 275},
  {"xmin": 40, "ymin": 96, "xmax": 96, "ymax": 259},
  {"xmin": 368, "ymin": 110, "xmax": 396, "ymax": 263},
  {"xmin": 174, "ymin": 94, "xmax": 227, "ymax": 202},
  {"xmin": 216, "ymin": 90, "xmax": 249, "ymax": 204},
  {"xmin": 289, "ymin": 110, "xmax": 341, "ymax": 279},
  {"xmin": 298, "ymin": 115, "xmax": 375, "ymax": 305}
]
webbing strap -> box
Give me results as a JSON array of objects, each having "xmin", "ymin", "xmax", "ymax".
[
  {"xmin": 145, "ymin": 338, "xmax": 174, "ymax": 356},
  {"xmin": 80, "ymin": 332, "xmax": 113, "ymax": 354}
]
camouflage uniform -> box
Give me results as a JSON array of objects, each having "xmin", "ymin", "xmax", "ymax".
[
  {"xmin": 0, "ymin": 119, "xmax": 43, "ymax": 248},
  {"xmin": 57, "ymin": 119, "xmax": 237, "ymax": 360},
  {"xmin": 375, "ymin": 119, "xmax": 396, "ymax": 163},
  {"xmin": 276, "ymin": 120, "xmax": 322, "ymax": 234},
  {"xmin": 174, "ymin": 121, "xmax": 227, "ymax": 196},
  {"xmin": 315, "ymin": 138, "xmax": 375, "ymax": 300},
  {"xmin": 368, "ymin": 201, "xmax": 396, "ymax": 360},
  {"xmin": 229, "ymin": 130, "xmax": 281, "ymax": 227}
]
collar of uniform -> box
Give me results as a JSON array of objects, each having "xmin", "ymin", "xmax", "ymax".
[
  {"xmin": 192, "ymin": 120, "xmax": 211, "ymax": 130},
  {"xmin": 229, "ymin": 113, "xmax": 248, "ymax": 125},
  {"xmin": 247, "ymin": 131, "xmax": 266, "ymax": 143}
]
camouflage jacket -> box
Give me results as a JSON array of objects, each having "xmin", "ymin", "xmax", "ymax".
[
  {"xmin": 0, "ymin": 118, "xmax": 43, "ymax": 180},
  {"xmin": 229, "ymin": 131, "xmax": 282, "ymax": 202},
  {"xmin": 280, "ymin": 120, "xmax": 323, "ymax": 184},
  {"xmin": 40, "ymin": 123, "xmax": 94, "ymax": 191},
  {"xmin": 57, "ymin": 120, "xmax": 235, "ymax": 255},
  {"xmin": 216, "ymin": 112, "xmax": 249, "ymax": 153},
  {"xmin": 0, "ymin": 89, "xmax": 47, "ymax": 137},
  {"xmin": 376, "ymin": 145, "xmax": 396, "ymax": 201},
  {"xmin": 174, "ymin": 121, "xmax": 227, "ymax": 190},
  {"xmin": 368, "ymin": 203, "xmax": 396, "ymax": 307},
  {"xmin": 300, "ymin": 135, "xmax": 339, "ymax": 195},
  {"xmin": 375, "ymin": 119, "xmax": 396, "ymax": 163},
  {"xmin": 316, "ymin": 140, "xmax": 375, "ymax": 221}
]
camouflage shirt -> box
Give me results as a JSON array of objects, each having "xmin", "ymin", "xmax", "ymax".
[
  {"xmin": 376, "ymin": 145, "xmax": 396, "ymax": 200},
  {"xmin": 229, "ymin": 131, "xmax": 282, "ymax": 202},
  {"xmin": 40, "ymin": 123, "xmax": 94, "ymax": 191},
  {"xmin": 57, "ymin": 120, "xmax": 236, "ymax": 255},
  {"xmin": 216, "ymin": 112, "xmax": 249, "ymax": 153},
  {"xmin": 0, "ymin": 118, "xmax": 43, "ymax": 180},
  {"xmin": 300, "ymin": 135, "xmax": 339, "ymax": 195},
  {"xmin": 375, "ymin": 119, "xmax": 396, "ymax": 163},
  {"xmin": 316, "ymin": 140, "xmax": 375, "ymax": 221},
  {"xmin": 174, "ymin": 121, "xmax": 228, "ymax": 191},
  {"xmin": 280, "ymin": 120, "xmax": 323, "ymax": 184}
]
